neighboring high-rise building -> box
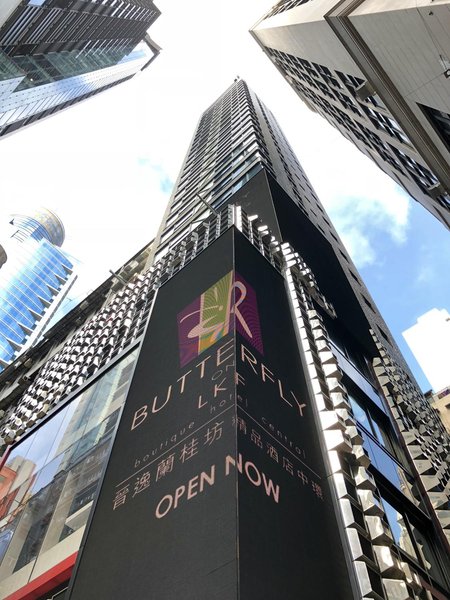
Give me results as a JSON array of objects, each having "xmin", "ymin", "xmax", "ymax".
[
  {"xmin": 0, "ymin": 81, "xmax": 449, "ymax": 600},
  {"xmin": 250, "ymin": 1, "xmax": 450, "ymax": 229},
  {"xmin": 403, "ymin": 308, "xmax": 450, "ymax": 392},
  {"xmin": 0, "ymin": 208, "xmax": 77, "ymax": 372},
  {"xmin": 425, "ymin": 387, "xmax": 450, "ymax": 436},
  {"xmin": 0, "ymin": 0, "xmax": 160, "ymax": 137}
]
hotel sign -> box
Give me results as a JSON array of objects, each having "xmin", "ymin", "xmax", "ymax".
[{"xmin": 67, "ymin": 229, "xmax": 352, "ymax": 599}]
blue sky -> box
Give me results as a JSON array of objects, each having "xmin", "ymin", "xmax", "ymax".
[
  {"xmin": 353, "ymin": 196, "xmax": 450, "ymax": 392},
  {"xmin": 315, "ymin": 169, "xmax": 449, "ymax": 392},
  {"xmin": 288, "ymin": 120, "xmax": 449, "ymax": 394}
]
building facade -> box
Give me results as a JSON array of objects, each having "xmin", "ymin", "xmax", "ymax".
[
  {"xmin": 0, "ymin": 81, "xmax": 449, "ymax": 600},
  {"xmin": 250, "ymin": 0, "xmax": 450, "ymax": 229},
  {"xmin": 0, "ymin": 208, "xmax": 76, "ymax": 373},
  {"xmin": 0, "ymin": 0, "xmax": 160, "ymax": 138},
  {"xmin": 425, "ymin": 387, "xmax": 450, "ymax": 436}
]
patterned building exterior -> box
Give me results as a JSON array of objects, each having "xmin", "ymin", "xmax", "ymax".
[
  {"xmin": 0, "ymin": 241, "xmax": 153, "ymax": 598},
  {"xmin": 426, "ymin": 387, "xmax": 450, "ymax": 436},
  {"xmin": 250, "ymin": 0, "xmax": 450, "ymax": 228},
  {"xmin": 0, "ymin": 82, "xmax": 449, "ymax": 599}
]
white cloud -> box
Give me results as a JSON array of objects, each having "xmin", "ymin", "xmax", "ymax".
[
  {"xmin": 339, "ymin": 227, "xmax": 376, "ymax": 268},
  {"xmin": 291, "ymin": 136, "xmax": 412, "ymax": 268},
  {"xmin": 403, "ymin": 309, "xmax": 450, "ymax": 391},
  {"xmin": 415, "ymin": 262, "xmax": 435, "ymax": 285},
  {"xmin": 324, "ymin": 188, "xmax": 410, "ymax": 269},
  {"xmin": 0, "ymin": 0, "xmax": 414, "ymax": 293},
  {"xmin": 414, "ymin": 239, "xmax": 450, "ymax": 287},
  {"xmin": 0, "ymin": 125, "xmax": 172, "ymax": 301}
]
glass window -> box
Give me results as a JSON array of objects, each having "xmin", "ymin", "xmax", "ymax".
[
  {"xmin": 410, "ymin": 523, "xmax": 448, "ymax": 587},
  {"xmin": 382, "ymin": 497, "xmax": 418, "ymax": 559},
  {"xmin": 348, "ymin": 389, "xmax": 400, "ymax": 455},
  {"xmin": 361, "ymin": 430, "xmax": 417, "ymax": 505},
  {"xmin": 370, "ymin": 416, "xmax": 392, "ymax": 451},
  {"xmin": 381, "ymin": 496, "xmax": 449, "ymax": 588},
  {"xmin": 419, "ymin": 104, "xmax": 450, "ymax": 152},
  {"xmin": 0, "ymin": 349, "xmax": 137, "ymax": 593},
  {"xmin": 348, "ymin": 396, "xmax": 371, "ymax": 429}
]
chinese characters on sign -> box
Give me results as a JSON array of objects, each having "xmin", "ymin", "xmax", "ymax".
[{"xmin": 111, "ymin": 413, "xmax": 323, "ymax": 513}]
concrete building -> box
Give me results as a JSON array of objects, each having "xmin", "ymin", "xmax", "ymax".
[
  {"xmin": 0, "ymin": 81, "xmax": 449, "ymax": 600},
  {"xmin": 0, "ymin": 208, "xmax": 77, "ymax": 372},
  {"xmin": 250, "ymin": 0, "xmax": 450, "ymax": 228},
  {"xmin": 403, "ymin": 308, "xmax": 450, "ymax": 392},
  {"xmin": 0, "ymin": 0, "xmax": 160, "ymax": 137}
]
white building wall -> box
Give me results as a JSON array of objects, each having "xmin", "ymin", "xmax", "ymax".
[{"xmin": 349, "ymin": 4, "xmax": 450, "ymax": 161}]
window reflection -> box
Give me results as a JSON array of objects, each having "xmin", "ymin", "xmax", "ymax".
[
  {"xmin": 330, "ymin": 341, "xmax": 386, "ymax": 412},
  {"xmin": 0, "ymin": 350, "xmax": 137, "ymax": 596},
  {"xmin": 6, "ymin": 406, "xmax": 71, "ymax": 476},
  {"xmin": 381, "ymin": 496, "xmax": 448, "ymax": 587},
  {"xmin": 382, "ymin": 497, "xmax": 418, "ymax": 559},
  {"xmin": 348, "ymin": 396, "xmax": 371, "ymax": 429},
  {"xmin": 410, "ymin": 524, "xmax": 447, "ymax": 587},
  {"xmin": 349, "ymin": 394, "xmax": 398, "ymax": 457},
  {"xmin": 359, "ymin": 428, "xmax": 419, "ymax": 507}
]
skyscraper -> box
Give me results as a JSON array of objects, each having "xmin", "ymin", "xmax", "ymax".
[
  {"xmin": 0, "ymin": 81, "xmax": 449, "ymax": 600},
  {"xmin": 152, "ymin": 79, "xmax": 411, "ymax": 377},
  {"xmin": 0, "ymin": 208, "xmax": 76, "ymax": 372},
  {"xmin": 250, "ymin": 1, "xmax": 450, "ymax": 229},
  {"xmin": 0, "ymin": 0, "xmax": 160, "ymax": 137}
]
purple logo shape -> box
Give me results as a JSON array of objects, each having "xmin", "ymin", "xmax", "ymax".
[{"xmin": 177, "ymin": 270, "xmax": 263, "ymax": 367}]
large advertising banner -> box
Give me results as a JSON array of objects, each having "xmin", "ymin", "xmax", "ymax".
[{"xmin": 68, "ymin": 228, "xmax": 353, "ymax": 599}]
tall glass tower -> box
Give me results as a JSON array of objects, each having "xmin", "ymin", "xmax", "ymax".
[
  {"xmin": 0, "ymin": 0, "xmax": 160, "ymax": 137},
  {"xmin": 0, "ymin": 207, "xmax": 76, "ymax": 371},
  {"xmin": 153, "ymin": 79, "xmax": 408, "ymax": 373}
]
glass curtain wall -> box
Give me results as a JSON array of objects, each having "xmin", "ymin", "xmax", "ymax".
[
  {"xmin": 0, "ymin": 349, "xmax": 137, "ymax": 598},
  {"xmin": 0, "ymin": 238, "xmax": 74, "ymax": 368},
  {"xmin": 13, "ymin": 46, "xmax": 137, "ymax": 91}
]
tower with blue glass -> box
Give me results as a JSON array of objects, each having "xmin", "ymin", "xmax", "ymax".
[{"xmin": 0, "ymin": 208, "xmax": 76, "ymax": 371}]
